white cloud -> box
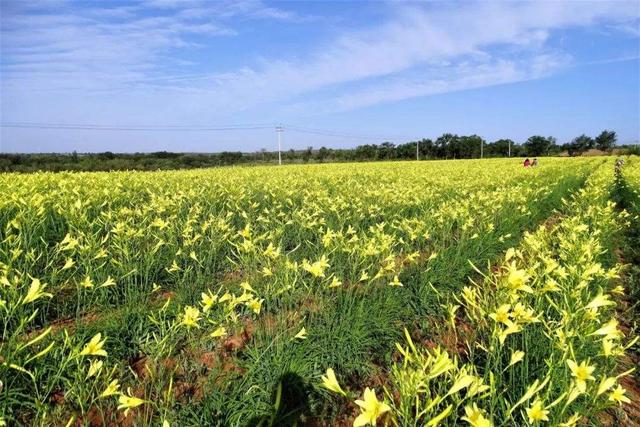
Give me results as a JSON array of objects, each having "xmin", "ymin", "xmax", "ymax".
[
  {"xmin": 1, "ymin": 0, "xmax": 638, "ymax": 129},
  {"xmin": 314, "ymin": 53, "xmax": 571, "ymax": 113},
  {"xmin": 142, "ymin": 1, "xmax": 637, "ymax": 113},
  {"xmin": 0, "ymin": 0, "xmax": 305, "ymax": 93}
]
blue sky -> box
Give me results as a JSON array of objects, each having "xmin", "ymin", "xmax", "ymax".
[{"xmin": 1, "ymin": 0, "xmax": 638, "ymax": 153}]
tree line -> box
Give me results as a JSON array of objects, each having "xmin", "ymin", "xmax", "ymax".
[{"xmin": 1, "ymin": 129, "xmax": 634, "ymax": 172}]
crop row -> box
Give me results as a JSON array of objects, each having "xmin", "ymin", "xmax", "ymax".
[
  {"xmin": 323, "ymin": 160, "xmax": 637, "ymax": 426},
  {"xmin": 0, "ymin": 158, "xmax": 607, "ymax": 425}
]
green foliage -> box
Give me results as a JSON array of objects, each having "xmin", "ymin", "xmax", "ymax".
[
  {"xmin": 595, "ymin": 130, "xmax": 617, "ymax": 152},
  {"xmin": 566, "ymin": 134, "xmax": 595, "ymax": 156},
  {"xmin": 523, "ymin": 135, "xmax": 557, "ymax": 157},
  {"xmin": 4, "ymin": 157, "xmax": 635, "ymax": 427}
]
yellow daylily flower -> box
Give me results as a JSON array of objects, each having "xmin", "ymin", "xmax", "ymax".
[
  {"xmin": 354, "ymin": 388, "xmax": 390, "ymax": 427},
  {"xmin": 236, "ymin": 292, "xmax": 253, "ymax": 303},
  {"xmin": 181, "ymin": 306, "xmax": 201, "ymax": 328},
  {"xmin": 302, "ymin": 256, "xmax": 330, "ymax": 278},
  {"xmin": 100, "ymin": 379, "xmax": 120, "ymax": 397},
  {"xmin": 246, "ymin": 298, "xmax": 263, "ymax": 315},
  {"xmin": 489, "ymin": 304, "xmax": 511, "ymax": 324},
  {"xmin": 425, "ymin": 405, "xmax": 453, "ymax": 426},
  {"xmin": 167, "ymin": 260, "xmax": 181, "ymax": 273},
  {"xmin": 210, "ymin": 326, "xmax": 227, "ymax": 338},
  {"xmin": 611, "ymin": 285, "xmax": 625, "ymax": 296},
  {"xmin": 467, "ymin": 376, "xmax": 490, "ymax": 398},
  {"xmin": 117, "ymin": 388, "xmax": 145, "ymax": 415},
  {"xmin": 388, "ymin": 275, "xmax": 403, "ymax": 287},
  {"xmin": 446, "ymin": 369, "xmax": 475, "ymax": 396},
  {"xmin": 22, "ymin": 278, "xmax": 52, "ymax": 305},
  {"xmin": 525, "ymin": 399, "xmax": 549, "ymax": 423},
  {"xmin": 508, "ymin": 350, "xmax": 525, "ymax": 368},
  {"xmin": 608, "ymin": 385, "xmax": 630, "ymax": 405},
  {"xmin": 590, "ymin": 318, "xmax": 623, "ymax": 340},
  {"xmin": 428, "ymin": 349, "xmax": 454, "ymax": 379},
  {"xmin": 321, "ymin": 368, "xmax": 346, "ymax": 396},
  {"xmin": 294, "ymin": 327, "xmax": 308, "ymax": 340},
  {"xmin": 542, "ymin": 278, "xmax": 560, "ymax": 293},
  {"xmin": 566, "ymin": 359, "xmax": 596, "ymax": 392},
  {"xmin": 509, "ymin": 377, "xmax": 550, "ymax": 415},
  {"xmin": 219, "ymin": 292, "xmax": 233, "ymax": 303},
  {"xmin": 596, "ymin": 376, "xmax": 616, "ymax": 396},
  {"xmin": 602, "ymin": 338, "xmax": 615, "ymax": 356},
  {"xmin": 151, "ymin": 218, "xmax": 168, "ymax": 229},
  {"xmin": 200, "ymin": 291, "xmax": 217, "ymax": 312},
  {"xmin": 506, "ymin": 263, "xmax": 532, "ymax": 293},
  {"xmin": 328, "ymin": 276, "xmax": 342, "ymax": 288},
  {"xmin": 511, "ymin": 302, "xmax": 539, "ymax": 324},
  {"xmin": 584, "ymin": 293, "xmax": 615, "ymax": 310},
  {"xmin": 405, "ymin": 251, "xmax": 419, "ymax": 263},
  {"xmin": 79, "ymin": 333, "xmax": 108, "ymax": 357},
  {"xmin": 61, "ymin": 257, "xmax": 75, "ymax": 271},
  {"xmin": 240, "ymin": 281, "xmax": 255, "ymax": 293},
  {"xmin": 461, "ymin": 403, "xmax": 492, "ymax": 427},
  {"xmin": 98, "ymin": 276, "xmax": 116, "ymax": 288},
  {"xmin": 87, "ymin": 360, "xmax": 103, "ymax": 378},
  {"xmin": 80, "ymin": 276, "xmax": 94, "ymax": 289},
  {"xmin": 498, "ymin": 320, "xmax": 522, "ymax": 344},
  {"xmin": 558, "ymin": 413, "xmax": 581, "ymax": 427}
]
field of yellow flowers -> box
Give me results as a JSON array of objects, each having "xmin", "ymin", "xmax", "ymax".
[{"xmin": 1, "ymin": 157, "xmax": 638, "ymax": 426}]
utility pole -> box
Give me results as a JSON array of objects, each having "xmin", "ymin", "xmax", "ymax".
[
  {"xmin": 416, "ymin": 139, "xmax": 419, "ymax": 161},
  {"xmin": 275, "ymin": 126, "xmax": 283, "ymax": 165},
  {"xmin": 508, "ymin": 140, "xmax": 511, "ymax": 158},
  {"xmin": 480, "ymin": 138, "xmax": 483, "ymax": 159}
]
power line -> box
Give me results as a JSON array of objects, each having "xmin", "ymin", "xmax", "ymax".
[
  {"xmin": 1, "ymin": 121, "xmax": 418, "ymax": 142},
  {"xmin": 0, "ymin": 122, "xmax": 275, "ymax": 131},
  {"xmin": 285, "ymin": 125, "xmax": 414, "ymax": 141}
]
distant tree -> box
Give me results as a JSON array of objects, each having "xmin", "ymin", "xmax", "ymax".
[
  {"xmin": 378, "ymin": 142, "xmax": 396, "ymax": 160},
  {"xmin": 595, "ymin": 130, "xmax": 616, "ymax": 152},
  {"xmin": 487, "ymin": 139, "xmax": 514, "ymax": 157},
  {"xmin": 302, "ymin": 146, "xmax": 313, "ymax": 163},
  {"xmin": 355, "ymin": 144, "xmax": 377, "ymax": 161},
  {"xmin": 435, "ymin": 133, "xmax": 458, "ymax": 158},
  {"xmin": 524, "ymin": 135, "xmax": 555, "ymax": 156},
  {"xmin": 458, "ymin": 135, "xmax": 484, "ymax": 158},
  {"xmin": 285, "ymin": 148, "xmax": 296, "ymax": 161},
  {"xmin": 219, "ymin": 151, "xmax": 243, "ymax": 164},
  {"xmin": 152, "ymin": 151, "xmax": 179, "ymax": 159},
  {"xmin": 567, "ymin": 134, "xmax": 594, "ymax": 156},
  {"xmin": 395, "ymin": 142, "xmax": 416, "ymax": 159},
  {"xmin": 317, "ymin": 146, "xmax": 330, "ymax": 163},
  {"xmin": 418, "ymin": 138, "xmax": 435, "ymax": 158}
]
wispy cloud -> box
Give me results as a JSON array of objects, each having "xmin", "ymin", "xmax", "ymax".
[
  {"xmin": 294, "ymin": 53, "xmax": 572, "ymax": 114},
  {"xmin": 0, "ymin": 0, "xmax": 305, "ymax": 92},
  {"xmin": 144, "ymin": 1, "xmax": 637, "ymax": 113},
  {"xmin": 1, "ymin": 0, "xmax": 638, "ymax": 126}
]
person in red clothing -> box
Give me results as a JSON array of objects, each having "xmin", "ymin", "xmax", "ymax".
[{"xmin": 523, "ymin": 158, "xmax": 531, "ymax": 167}]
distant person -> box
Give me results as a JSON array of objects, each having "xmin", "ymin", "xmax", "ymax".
[
  {"xmin": 532, "ymin": 158, "xmax": 538, "ymax": 167},
  {"xmin": 523, "ymin": 158, "xmax": 531, "ymax": 167},
  {"xmin": 615, "ymin": 158, "xmax": 624, "ymax": 172}
]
